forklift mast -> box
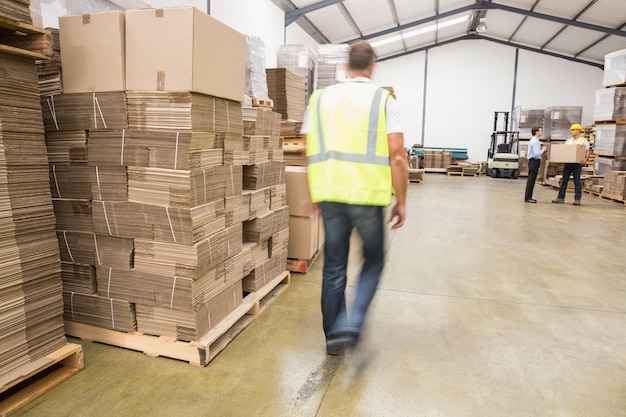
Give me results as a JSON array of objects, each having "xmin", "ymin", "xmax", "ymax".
[{"xmin": 488, "ymin": 111, "xmax": 519, "ymax": 158}]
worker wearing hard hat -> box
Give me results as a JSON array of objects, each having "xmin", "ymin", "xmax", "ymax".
[{"xmin": 552, "ymin": 124, "xmax": 591, "ymax": 205}]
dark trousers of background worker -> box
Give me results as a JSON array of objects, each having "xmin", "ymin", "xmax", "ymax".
[
  {"xmin": 525, "ymin": 158, "xmax": 541, "ymax": 201},
  {"xmin": 557, "ymin": 163, "xmax": 583, "ymax": 201}
]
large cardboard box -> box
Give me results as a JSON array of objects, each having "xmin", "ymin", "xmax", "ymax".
[
  {"xmin": 59, "ymin": 11, "xmax": 126, "ymax": 93},
  {"xmin": 288, "ymin": 214, "xmax": 319, "ymax": 260},
  {"xmin": 285, "ymin": 166, "xmax": 315, "ymax": 216},
  {"xmin": 125, "ymin": 7, "xmax": 246, "ymax": 101},
  {"xmin": 549, "ymin": 144, "xmax": 586, "ymax": 163}
]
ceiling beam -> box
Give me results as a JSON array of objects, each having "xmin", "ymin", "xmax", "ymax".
[
  {"xmin": 338, "ymin": 2, "xmax": 362, "ymax": 38},
  {"xmin": 271, "ymin": 0, "xmax": 330, "ymax": 44},
  {"xmin": 387, "ymin": 0, "xmax": 407, "ymax": 51},
  {"xmin": 345, "ymin": 1, "xmax": 625, "ymax": 46},
  {"xmin": 541, "ymin": 0, "xmax": 599, "ymax": 49},
  {"xmin": 508, "ymin": 0, "xmax": 542, "ymax": 42},
  {"xmin": 486, "ymin": 1, "xmax": 626, "ymax": 38},
  {"xmin": 376, "ymin": 34, "xmax": 603, "ymax": 70},
  {"xmin": 357, "ymin": 4, "xmax": 479, "ymax": 41},
  {"xmin": 285, "ymin": 0, "xmax": 344, "ymax": 26},
  {"xmin": 576, "ymin": 20, "xmax": 626, "ymax": 57}
]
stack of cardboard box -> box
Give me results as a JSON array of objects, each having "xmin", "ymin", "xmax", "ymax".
[
  {"xmin": 46, "ymin": 7, "xmax": 289, "ymax": 343},
  {"xmin": 285, "ymin": 166, "xmax": 323, "ymax": 261},
  {"xmin": 0, "ymin": 33, "xmax": 66, "ymax": 379}
]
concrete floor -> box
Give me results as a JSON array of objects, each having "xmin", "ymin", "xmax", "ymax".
[{"xmin": 14, "ymin": 174, "xmax": 626, "ymax": 417}]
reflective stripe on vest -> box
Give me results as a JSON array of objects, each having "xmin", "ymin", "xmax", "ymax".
[{"xmin": 307, "ymin": 87, "xmax": 390, "ymax": 166}]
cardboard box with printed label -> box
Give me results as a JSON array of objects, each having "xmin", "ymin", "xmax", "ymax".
[
  {"xmin": 549, "ymin": 144, "xmax": 586, "ymax": 163},
  {"xmin": 125, "ymin": 7, "xmax": 246, "ymax": 101},
  {"xmin": 59, "ymin": 11, "xmax": 126, "ymax": 93}
]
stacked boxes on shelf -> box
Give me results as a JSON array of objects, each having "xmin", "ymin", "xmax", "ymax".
[
  {"xmin": 543, "ymin": 106, "xmax": 583, "ymax": 141},
  {"xmin": 513, "ymin": 106, "xmax": 547, "ymax": 178},
  {"xmin": 278, "ymin": 44, "xmax": 316, "ymax": 104},
  {"xmin": 512, "ymin": 106, "xmax": 545, "ymax": 140},
  {"xmin": 594, "ymin": 48, "xmax": 626, "ymax": 196},
  {"xmin": 315, "ymin": 44, "xmax": 349, "ymax": 90},
  {"xmin": 593, "ymin": 49, "xmax": 626, "ymax": 177}
]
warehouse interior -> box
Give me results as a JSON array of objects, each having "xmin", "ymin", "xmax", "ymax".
[{"xmin": 1, "ymin": 0, "xmax": 626, "ymax": 416}]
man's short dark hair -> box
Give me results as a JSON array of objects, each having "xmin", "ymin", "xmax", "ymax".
[
  {"xmin": 531, "ymin": 126, "xmax": 542, "ymax": 136},
  {"xmin": 349, "ymin": 40, "xmax": 376, "ymax": 71}
]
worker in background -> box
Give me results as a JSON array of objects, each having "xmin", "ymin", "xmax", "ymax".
[
  {"xmin": 302, "ymin": 40, "xmax": 408, "ymax": 355},
  {"xmin": 552, "ymin": 123, "xmax": 590, "ymax": 205},
  {"xmin": 524, "ymin": 126, "xmax": 546, "ymax": 203}
]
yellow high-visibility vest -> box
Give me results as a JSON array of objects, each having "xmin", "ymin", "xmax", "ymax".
[
  {"xmin": 565, "ymin": 136, "xmax": 589, "ymax": 148},
  {"xmin": 306, "ymin": 81, "xmax": 392, "ymax": 206}
]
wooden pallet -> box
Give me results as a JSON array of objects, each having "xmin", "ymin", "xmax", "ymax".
[
  {"xmin": 287, "ymin": 248, "xmax": 321, "ymax": 274},
  {"xmin": 252, "ymin": 97, "xmax": 274, "ymax": 108},
  {"xmin": 0, "ymin": 343, "xmax": 84, "ymax": 416},
  {"xmin": 0, "ymin": 15, "xmax": 52, "ymax": 59},
  {"xmin": 448, "ymin": 172, "xmax": 480, "ymax": 177},
  {"xmin": 593, "ymin": 119, "xmax": 626, "ymax": 125},
  {"xmin": 64, "ymin": 271, "xmax": 290, "ymax": 366},
  {"xmin": 598, "ymin": 192, "xmax": 625, "ymax": 204},
  {"xmin": 446, "ymin": 167, "xmax": 480, "ymax": 177}
]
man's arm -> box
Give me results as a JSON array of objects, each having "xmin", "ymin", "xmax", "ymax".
[{"xmin": 388, "ymin": 132, "xmax": 408, "ymax": 229}]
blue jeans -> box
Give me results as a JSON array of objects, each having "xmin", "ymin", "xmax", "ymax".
[
  {"xmin": 558, "ymin": 163, "xmax": 582, "ymax": 200},
  {"xmin": 320, "ymin": 202, "xmax": 385, "ymax": 340}
]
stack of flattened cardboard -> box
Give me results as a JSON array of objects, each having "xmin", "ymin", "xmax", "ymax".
[
  {"xmin": 266, "ymin": 68, "xmax": 307, "ymax": 121},
  {"xmin": 62, "ymin": 292, "xmax": 136, "ymax": 332},
  {"xmin": 127, "ymin": 92, "xmax": 243, "ymax": 134},
  {"xmin": 242, "ymin": 107, "xmax": 281, "ymax": 136},
  {"xmin": 36, "ymin": 28, "xmax": 62, "ymax": 96},
  {"xmin": 40, "ymin": 92, "xmax": 128, "ymax": 131},
  {"xmin": 0, "ymin": 53, "xmax": 67, "ymax": 378},
  {"xmin": 44, "ymin": 7, "xmax": 290, "ymax": 346},
  {"xmin": 280, "ymin": 120, "xmax": 303, "ymax": 137},
  {"xmin": 0, "ymin": 0, "xmax": 32, "ymax": 23},
  {"xmin": 46, "ymin": 131, "xmax": 88, "ymax": 165}
]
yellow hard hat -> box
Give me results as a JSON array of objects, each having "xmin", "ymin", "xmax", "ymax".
[{"xmin": 569, "ymin": 123, "xmax": 583, "ymax": 130}]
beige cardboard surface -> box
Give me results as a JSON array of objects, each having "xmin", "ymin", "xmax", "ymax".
[
  {"xmin": 59, "ymin": 11, "xmax": 125, "ymax": 93},
  {"xmin": 125, "ymin": 7, "xmax": 245, "ymax": 101},
  {"xmin": 287, "ymin": 214, "xmax": 319, "ymax": 260},
  {"xmin": 285, "ymin": 166, "xmax": 315, "ymax": 217},
  {"xmin": 549, "ymin": 144, "xmax": 586, "ymax": 163}
]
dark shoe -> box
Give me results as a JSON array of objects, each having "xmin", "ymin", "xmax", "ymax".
[
  {"xmin": 573, "ymin": 200, "xmax": 581, "ymax": 205},
  {"xmin": 552, "ymin": 198, "xmax": 564, "ymax": 203},
  {"xmin": 525, "ymin": 199, "xmax": 537, "ymax": 203},
  {"xmin": 326, "ymin": 345, "xmax": 346, "ymax": 356},
  {"xmin": 326, "ymin": 332, "xmax": 360, "ymax": 355},
  {"xmin": 326, "ymin": 337, "xmax": 348, "ymax": 355}
]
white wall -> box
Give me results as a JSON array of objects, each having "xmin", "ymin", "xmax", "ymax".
[
  {"xmin": 210, "ymin": 0, "xmax": 284, "ymax": 68},
  {"xmin": 285, "ymin": 22, "xmax": 319, "ymax": 51},
  {"xmin": 375, "ymin": 40, "xmax": 604, "ymax": 161}
]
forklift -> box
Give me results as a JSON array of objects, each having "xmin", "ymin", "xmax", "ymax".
[{"xmin": 486, "ymin": 111, "xmax": 520, "ymax": 179}]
